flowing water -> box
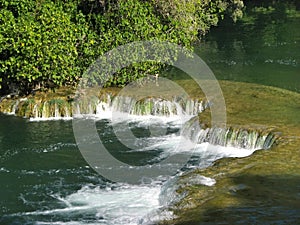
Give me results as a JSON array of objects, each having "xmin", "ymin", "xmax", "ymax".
[
  {"xmin": 1, "ymin": 2, "xmax": 299, "ymax": 225},
  {"xmin": 0, "ymin": 97, "xmax": 273, "ymax": 224}
]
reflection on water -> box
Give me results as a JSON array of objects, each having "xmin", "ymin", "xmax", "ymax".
[{"xmin": 195, "ymin": 1, "xmax": 300, "ymax": 92}]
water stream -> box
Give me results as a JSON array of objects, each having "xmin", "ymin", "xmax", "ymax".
[
  {"xmin": 1, "ymin": 2, "xmax": 299, "ymax": 224},
  {"xmin": 0, "ymin": 95, "xmax": 277, "ymax": 224}
]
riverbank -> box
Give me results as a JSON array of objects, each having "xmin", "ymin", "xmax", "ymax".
[
  {"xmin": 161, "ymin": 80, "xmax": 300, "ymax": 224},
  {"xmin": 1, "ymin": 80, "xmax": 299, "ymax": 224}
]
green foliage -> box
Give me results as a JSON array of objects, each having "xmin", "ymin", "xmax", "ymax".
[
  {"xmin": 87, "ymin": 0, "xmax": 171, "ymax": 87},
  {"xmin": 0, "ymin": 0, "xmax": 95, "ymax": 93},
  {"xmin": 0, "ymin": 0, "xmax": 245, "ymax": 94},
  {"xmin": 152, "ymin": 0, "xmax": 244, "ymax": 42}
]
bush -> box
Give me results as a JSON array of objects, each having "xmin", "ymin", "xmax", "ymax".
[
  {"xmin": 0, "ymin": 0, "xmax": 244, "ymax": 95},
  {"xmin": 0, "ymin": 0, "xmax": 96, "ymax": 94}
]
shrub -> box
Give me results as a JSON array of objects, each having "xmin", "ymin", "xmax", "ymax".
[{"xmin": 0, "ymin": 0, "xmax": 244, "ymax": 95}]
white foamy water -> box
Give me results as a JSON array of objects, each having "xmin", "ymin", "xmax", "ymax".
[
  {"xmin": 25, "ymin": 184, "xmax": 164, "ymax": 225},
  {"xmin": 11, "ymin": 99, "xmax": 270, "ymax": 225},
  {"xmin": 28, "ymin": 95, "xmax": 204, "ymax": 123},
  {"xmin": 133, "ymin": 134, "xmax": 260, "ymax": 165},
  {"xmin": 13, "ymin": 128, "xmax": 263, "ymax": 225},
  {"xmin": 29, "ymin": 116, "xmax": 73, "ymax": 122}
]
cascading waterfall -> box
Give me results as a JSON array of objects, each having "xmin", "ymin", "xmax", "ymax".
[
  {"xmin": 0, "ymin": 94, "xmax": 279, "ymax": 225},
  {"xmin": 182, "ymin": 116, "xmax": 277, "ymax": 150},
  {"xmin": 201, "ymin": 127, "xmax": 276, "ymax": 149},
  {"xmin": 0, "ymin": 93, "xmax": 207, "ymax": 120},
  {"xmin": 198, "ymin": 127, "xmax": 276, "ymax": 149},
  {"xmin": 2, "ymin": 99, "xmax": 20, "ymax": 115},
  {"xmin": 30, "ymin": 100, "xmax": 72, "ymax": 120},
  {"xmin": 74, "ymin": 94, "xmax": 207, "ymax": 118},
  {"xmin": 0, "ymin": 93, "xmax": 277, "ymax": 150},
  {"xmin": 0, "ymin": 98, "xmax": 72, "ymax": 120}
]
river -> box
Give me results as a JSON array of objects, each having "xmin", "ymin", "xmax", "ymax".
[{"xmin": 0, "ymin": 2, "xmax": 299, "ymax": 225}]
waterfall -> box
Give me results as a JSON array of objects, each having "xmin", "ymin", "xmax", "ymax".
[
  {"xmin": 112, "ymin": 96, "xmax": 205, "ymax": 117},
  {"xmin": 182, "ymin": 116, "xmax": 277, "ymax": 150},
  {"xmin": 32, "ymin": 103, "xmax": 39, "ymax": 118},
  {"xmin": 0, "ymin": 94, "xmax": 277, "ymax": 150},
  {"xmin": 2, "ymin": 100, "xmax": 20, "ymax": 115},
  {"xmin": 198, "ymin": 127, "xmax": 276, "ymax": 150},
  {"xmin": 0, "ymin": 91, "xmax": 209, "ymax": 120},
  {"xmin": 181, "ymin": 116, "xmax": 203, "ymax": 143},
  {"xmin": 42, "ymin": 101, "xmax": 49, "ymax": 118},
  {"xmin": 73, "ymin": 94, "xmax": 206, "ymax": 118}
]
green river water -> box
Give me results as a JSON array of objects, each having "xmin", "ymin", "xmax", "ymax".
[
  {"xmin": 164, "ymin": 2, "xmax": 300, "ymax": 224},
  {"xmin": 0, "ymin": 2, "xmax": 299, "ymax": 225}
]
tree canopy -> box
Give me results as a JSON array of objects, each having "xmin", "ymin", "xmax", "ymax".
[{"xmin": 0, "ymin": 0, "xmax": 244, "ymax": 95}]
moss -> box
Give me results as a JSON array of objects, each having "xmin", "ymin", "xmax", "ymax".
[
  {"xmin": 0, "ymin": 80, "xmax": 299, "ymax": 224},
  {"xmin": 160, "ymin": 80, "xmax": 300, "ymax": 224}
]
